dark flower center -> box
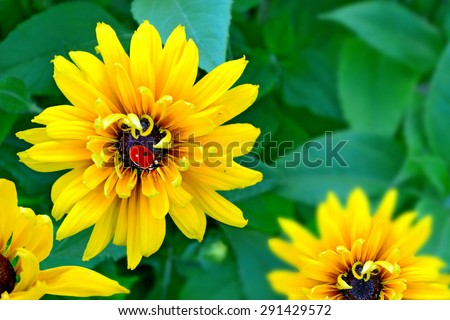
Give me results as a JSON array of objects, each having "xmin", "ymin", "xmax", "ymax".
[
  {"xmin": 0, "ymin": 254, "xmax": 16, "ymax": 295},
  {"xmin": 341, "ymin": 265, "xmax": 383, "ymax": 300},
  {"xmin": 118, "ymin": 119, "xmax": 167, "ymax": 172}
]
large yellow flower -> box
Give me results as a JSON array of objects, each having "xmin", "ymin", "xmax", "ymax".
[
  {"xmin": 16, "ymin": 21, "xmax": 262, "ymax": 269},
  {"xmin": 268, "ymin": 189, "xmax": 450, "ymax": 300},
  {"xmin": 0, "ymin": 179, "xmax": 129, "ymax": 299}
]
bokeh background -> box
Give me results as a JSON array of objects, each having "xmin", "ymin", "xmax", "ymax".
[{"xmin": 0, "ymin": 0, "xmax": 449, "ymax": 299}]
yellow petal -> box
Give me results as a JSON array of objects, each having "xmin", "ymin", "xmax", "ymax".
[
  {"xmin": 52, "ymin": 171, "xmax": 91, "ymax": 220},
  {"xmin": 38, "ymin": 266, "xmax": 129, "ymax": 297},
  {"xmin": 17, "ymin": 152, "xmax": 92, "ymax": 173},
  {"xmin": 130, "ymin": 21, "xmax": 157, "ymax": 95},
  {"xmin": 20, "ymin": 140, "xmax": 91, "ymax": 162},
  {"xmin": 347, "ymin": 188, "xmax": 371, "ymax": 242},
  {"xmin": 83, "ymin": 199, "xmax": 119, "ymax": 260},
  {"xmin": 0, "ymin": 179, "xmax": 19, "ymax": 249},
  {"xmin": 116, "ymin": 169, "xmax": 138, "ymax": 199},
  {"xmin": 160, "ymin": 39, "xmax": 198, "ymax": 101},
  {"xmin": 13, "ymin": 248, "xmax": 40, "ymax": 292},
  {"xmin": 374, "ymin": 189, "xmax": 397, "ymax": 221},
  {"xmin": 187, "ymin": 57, "xmax": 248, "ymax": 110},
  {"xmin": 51, "ymin": 167, "xmax": 85, "ymax": 201},
  {"xmin": 83, "ymin": 164, "xmax": 113, "ymax": 190},
  {"xmin": 46, "ymin": 121, "xmax": 95, "ymax": 140},
  {"xmin": 15, "ymin": 128, "xmax": 50, "ymax": 144},
  {"xmin": 394, "ymin": 215, "xmax": 432, "ymax": 256},
  {"xmin": 53, "ymin": 57, "xmax": 116, "ymax": 113},
  {"xmin": 31, "ymin": 105, "xmax": 94, "ymax": 125},
  {"xmin": 3, "ymin": 281, "xmax": 48, "ymax": 300},
  {"xmin": 183, "ymin": 161, "xmax": 262, "ymax": 191},
  {"xmin": 184, "ymin": 182, "xmax": 247, "ymax": 227},
  {"xmin": 206, "ymin": 84, "xmax": 259, "ymax": 126},
  {"xmin": 197, "ymin": 124, "xmax": 260, "ymax": 158},
  {"xmin": 155, "ymin": 25, "xmax": 187, "ymax": 98},
  {"xmin": 126, "ymin": 195, "xmax": 142, "ymax": 269},
  {"xmin": 140, "ymin": 171, "xmax": 159, "ymax": 197},
  {"xmin": 278, "ymin": 218, "xmax": 320, "ymax": 257},
  {"xmin": 114, "ymin": 62, "xmax": 139, "ymax": 114},
  {"xmin": 56, "ymin": 189, "xmax": 116, "ymax": 239},
  {"xmin": 169, "ymin": 203, "xmax": 206, "ymax": 241},
  {"xmin": 113, "ymin": 198, "xmax": 128, "ymax": 246},
  {"xmin": 95, "ymin": 22, "xmax": 130, "ymax": 75},
  {"xmin": 148, "ymin": 174, "xmax": 169, "ymax": 219},
  {"xmin": 69, "ymin": 51, "xmax": 121, "ymax": 111},
  {"xmin": 137, "ymin": 194, "xmax": 166, "ymax": 257},
  {"xmin": 10, "ymin": 212, "xmax": 53, "ymax": 263},
  {"xmin": 267, "ymin": 270, "xmax": 312, "ymax": 299}
]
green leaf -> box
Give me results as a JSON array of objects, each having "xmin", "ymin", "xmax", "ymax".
[
  {"xmin": 339, "ymin": 39, "xmax": 419, "ymax": 136},
  {"xmin": 425, "ymin": 43, "xmax": 450, "ymax": 164},
  {"xmin": 263, "ymin": 10, "xmax": 295, "ymax": 57},
  {"xmin": 237, "ymin": 192, "xmax": 296, "ymax": 233},
  {"xmin": 179, "ymin": 259, "xmax": 243, "ymax": 299},
  {"xmin": 281, "ymin": 50, "xmax": 340, "ymax": 119},
  {"xmin": 221, "ymin": 226, "xmax": 284, "ymax": 299},
  {"xmin": 416, "ymin": 198, "xmax": 450, "ymax": 271},
  {"xmin": 237, "ymin": 49, "xmax": 280, "ymax": 99},
  {"xmin": 40, "ymin": 227, "xmax": 126, "ymax": 269},
  {"xmin": 0, "ymin": 2, "xmax": 129, "ymax": 95},
  {"xmin": 131, "ymin": 0, "xmax": 232, "ymax": 72},
  {"xmin": 274, "ymin": 131, "xmax": 405, "ymax": 205},
  {"xmin": 0, "ymin": 76, "xmax": 39, "ymax": 113},
  {"xmin": 0, "ymin": 77, "xmax": 39, "ymax": 143},
  {"xmin": 322, "ymin": 1, "xmax": 443, "ymax": 73}
]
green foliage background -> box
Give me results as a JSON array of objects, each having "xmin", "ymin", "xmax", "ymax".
[{"xmin": 0, "ymin": 0, "xmax": 449, "ymax": 299}]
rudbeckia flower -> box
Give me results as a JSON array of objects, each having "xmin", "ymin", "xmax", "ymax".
[
  {"xmin": 16, "ymin": 21, "xmax": 262, "ymax": 269},
  {"xmin": 0, "ymin": 179, "xmax": 128, "ymax": 299},
  {"xmin": 268, "ymin": 188, "xmax": 450, "ymax": 300}
]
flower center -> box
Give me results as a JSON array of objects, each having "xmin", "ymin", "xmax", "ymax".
[
  {"xmin": 0, "ymin": 254, "xmax": 16, "ymax": 294},
  {"xmin": 339, "ymin": 263, "xmax": 383, "ymax": 300},
  {"xmin": 117, "ymin": 117, "xmax": 168, "ymax": 171}
]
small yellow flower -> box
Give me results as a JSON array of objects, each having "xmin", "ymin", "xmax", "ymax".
[
  {"xmin": 16, "ymin": 21, "xmax": 262, "ymax": 269},
  {"xmin": 268, "ymin": 188, "xmax": 450, "ymax": 300},
  {"xmin": 0, "ymin": 179, "xmax": 129, "ymax": 299}
]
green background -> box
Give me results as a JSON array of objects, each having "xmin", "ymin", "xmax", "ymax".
[{"xmin": 0, "ymin": 0, "xmax": 449, "ymax": 299}]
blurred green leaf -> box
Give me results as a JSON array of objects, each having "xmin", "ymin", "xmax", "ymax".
[
  {"xmin": 0, "ymin": 76, "xmax": 39, "ymax": 113},
  {"xmin": 416, "ymin": 198, "xmax": 450, "ymax": 271},
  {"xmin": 232, "ymin": 0, "xmax": 260, "ymax": 12},
  {"xmin": 281, "ymin": 50, "xmax": 340, "ymax": 119},
  {"xmin": 40, "ymin": 227, "xmax": 126, "ymax": 269},
  {"xmin": 221, "ymin": 226, "xmax": 283, "ymax": 299},
  {"xmin": 275, "ymin": 131, "xmax": 405, "ymax": 205},
  {"xmin": 131, "ymin": 0, "xmax": 232, "ymax": 71},
  {"xmin": 425, "ymin": 43, "xmax": 450, "ymax": 164},
  {"xmin": 339, "ymin": 39, "xmax": 419, "ymax": 136},
  {"xmin": 263, "ymin": 10, "xmax": 295, "ymax": 57},
  {"xmin": 409, "ymin": 0, "xmax": 440, "ymax": 18},
  {"xmin": 238, "ymin": 49, "xmax": 280, "ymax": 99},
  {"xmin": 237, "ymin": 192, "xmax": 296, "ymax": 233},
  {"xmin": 180, "ymin": 259, "xmax": 243, "ymax": 299},
  {"xmin": 0, "ymin": 2, "xmax": 129, "ymax": 95},
  {"xmin": 322, "ymin": 1, "xmax": 443, "ymax": 73},
  {"xmin": 0, "ymin": 76, "xmax": 39, "ymax": 144}
]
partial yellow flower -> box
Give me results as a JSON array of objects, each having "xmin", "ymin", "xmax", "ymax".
[
  {"xmin": 268, "ymin": 188, "xmax": 450, "ymax": 300},
  {"xmin": 16, "ymin": 20, "xmax": 262, "ymax": 269},
  {"xmin": 0, "ymin": 179, "xmax": 129, "ymax": 299}
]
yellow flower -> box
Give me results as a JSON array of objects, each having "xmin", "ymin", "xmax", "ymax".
[
  {"xmin": 16, "ymin": 21, "xmax": 262, "ymax": 269},
  {"xmin": 0, "ymin": 179, "xmax": 129, "ymax": 299},
  {"xmin": 268, "ymin": 188, "xmax": 450, "ymax": 300}
]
